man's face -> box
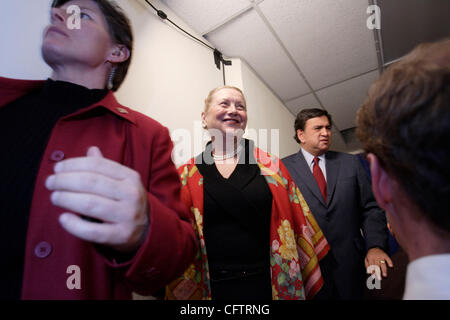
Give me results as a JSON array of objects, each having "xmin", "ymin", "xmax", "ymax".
[{"xmin": 297, "ymin": 115, "xmax": 332, "ymax": 156}]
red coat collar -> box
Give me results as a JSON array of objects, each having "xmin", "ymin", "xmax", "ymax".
[{"xmin": 0, "ymin": 77, "xmax": 136, "ymax": 124}]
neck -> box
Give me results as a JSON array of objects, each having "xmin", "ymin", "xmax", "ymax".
[
  {"xmin": 211, "ymin": 135, "xmax": 243, "ymax": 162},
  {"xmin": 212, "ymin": 135, "xmax": 242, "ymax": 155},
  {"xmin": 301, "ymin": 146, "xmax": 324, "ymax": 157},
  {"xmin": 50, "ymin": 64, "xmax": 109, "ymax": 90},
  {"xmin": 404, "ymin": 226, "xmax": 450, "ymax": 262},
  {"xmin": 395, "ymin": 205, "xmax": 450, "ymax": 262}
]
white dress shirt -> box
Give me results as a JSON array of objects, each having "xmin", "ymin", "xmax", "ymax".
[
  {"xmin": 300, "ymin": 147, "xmax": 327, "ymax": 181},
  {"xmin": 403, "ymin": 254, "xmax": 450, "ymax": 300}
]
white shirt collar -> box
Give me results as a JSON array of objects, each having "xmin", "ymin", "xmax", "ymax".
[
  {"xmin": 403, "ymin": 254, "xmax": 450, "ymax": 300},
  {"xmin": 300, "ymin": 147, "xmax": 326, "ymax": 166}
]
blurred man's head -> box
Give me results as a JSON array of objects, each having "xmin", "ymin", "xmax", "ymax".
[{"xmin": 357, "ymin": 38, "xmax": 450, "ymax": 250}]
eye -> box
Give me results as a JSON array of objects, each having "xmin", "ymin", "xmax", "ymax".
[{"xmin": 80, "ymin": 12, "xmax": 92, "ymax": 20}]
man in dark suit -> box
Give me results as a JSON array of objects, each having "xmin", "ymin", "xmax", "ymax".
[{"xmin": 282, "ymin": 108, "xmax": 391, "ymax": 299}]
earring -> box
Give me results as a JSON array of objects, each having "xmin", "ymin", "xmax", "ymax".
[{"xmin": 107, "ymin": 67, "xmax": 116, "ymax": 90}]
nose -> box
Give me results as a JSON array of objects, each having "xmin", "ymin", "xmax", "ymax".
[
  {"xmin": 228, "ymin": 103, "xmax": 238, "ymax": 114},
  {"xmin": 320, "ymin": 127, "xmax": 330, "ymax": 136},
  {"xmin": 50, "ymin": 7, "xmax": 66, "ymax": 24}
]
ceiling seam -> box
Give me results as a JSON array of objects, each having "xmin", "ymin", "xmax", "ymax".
[
  {"xmin": 384, "ymin": 56, "xmax": 404, "ymax": 67},
  {"xmin": 223, "ymin": 55, "xmax": 289, "ymax": 109},
  {"xmin": 199, "ymin": 0, "xmax": 267, "ymax": 36},
  {"xmin": 284, "ymin": 67, "xmax": 379, "ymax": 103},
  {"xmin": 369, "ymin": 0, "xmax": 385, "ymax": 74},
  {"xmin": 201, "ymin": 5, "xmax": 255, "ymax": 36},
  {"xmin": 251, "ymin": 2, "xmax": 345, "ymax": 138}
]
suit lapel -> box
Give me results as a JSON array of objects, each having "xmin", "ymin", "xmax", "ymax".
[
  {"xmin": 293, "ymin": 151, "xmax": 327, "ymax": 207},
  {"xmin": 325, "ymin": 151, "xmax": 340, "ymax": 206}
]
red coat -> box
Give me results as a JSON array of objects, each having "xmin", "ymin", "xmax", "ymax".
[{"xmin": 0, "ymin": 77, "xmax": 196, "ymax": 299}]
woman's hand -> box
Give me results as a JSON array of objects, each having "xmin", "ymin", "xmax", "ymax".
[{"xmin": 45, "ymin": 146, "xmax": 149, "ymax": 253}]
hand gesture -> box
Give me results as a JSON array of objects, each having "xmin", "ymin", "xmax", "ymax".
[{"xmin": 45, "ymin": 146, "xmax": 149, "ymax": 253}]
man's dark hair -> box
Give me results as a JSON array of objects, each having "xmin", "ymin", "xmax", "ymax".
[
  {"xmin": 52, "ymin": 0, "xmax": 133, "ymax": 91},
  {"xmin": 357, "ymin": 38, "xmax": 450, "ymax": 232},
  {"xmin": 293, "ymin": 108, "xmax": 332, "ymax": 143}
]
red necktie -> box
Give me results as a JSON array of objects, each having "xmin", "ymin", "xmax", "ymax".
[{"xmin": 313, "ymin": 157, "xmax": 327, "ymax": 203}]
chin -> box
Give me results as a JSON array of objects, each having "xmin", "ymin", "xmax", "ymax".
[
  {"xmin": 41, "ymin": 43, "xmax": 64, "ymax": 67},
  {"xmin": 224, "ymin": 127, "xmax": 245, "ymax": 136}
]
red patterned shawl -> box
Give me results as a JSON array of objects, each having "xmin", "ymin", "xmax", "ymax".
[{"xmin": 166, "ymin": 147, "xmax": 330, "ymax": 300}]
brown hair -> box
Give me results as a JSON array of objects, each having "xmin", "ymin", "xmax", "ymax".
[
  {"xmin": 52, "ymin": 0, "xmax": 133, "ymax": 91},
  {"xmin": 293, "ymin": 108, "xmax": 332, "ymax": 143},
  {"xmin": 204, "ymin": 86, "xmax": 246, "ymax": 113},
  {"xmin": 356, "ymin": 38, "xmax": 450, "ymax": 232}
]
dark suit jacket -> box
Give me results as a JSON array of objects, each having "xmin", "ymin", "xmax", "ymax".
[{"xmin": 282, "ymin": 150, "xmax": 388, "ymax": 299}]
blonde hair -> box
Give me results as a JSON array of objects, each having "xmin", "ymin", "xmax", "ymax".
[{"xmin": 204, "ymin": 86, "xmax": 246, "ymax": 113}]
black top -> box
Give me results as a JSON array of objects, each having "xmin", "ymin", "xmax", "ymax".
[
  {"xmin": 196, "ymin": 139, "xmax": 273, "ymax": 300},
  {"xmin": 0, "ymin": 79, "xmax": 108, "ymax": 299}
]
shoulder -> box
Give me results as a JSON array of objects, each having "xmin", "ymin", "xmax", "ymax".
[
  {"xmin": 130, "ymin": 108, "xmax": 167, "ymax": 131},
  {"xmin": 178, "ymin": 158, "xmax": 196, "ymax": 171},
  {"xmin": 281, "ymin": 152, "xmax": 299, "ymax": 164},
  {"xmin": 0, "ymin": 77, "xmax": 45, "ymax": 103},
  {"xmin": 113, "ymin": 102, "xmax": 170, "ymax": 140},
  {"xmin": 327, "ymin": 150, "xmax": 357, "ymax": 162},
  {"xmin": 0, "ymin": 76, "xmax": 45, "ymax": 88}
]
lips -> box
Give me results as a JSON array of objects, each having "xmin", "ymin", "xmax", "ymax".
[
  {"xmin": 46, "ymin": 26, "xmax": 68, "ymax": 37},
  {"xmin": 223, "ymin": 119, "xmax": 240, "ymax": 124}
]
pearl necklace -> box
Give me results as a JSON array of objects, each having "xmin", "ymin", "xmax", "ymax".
[{"xmin": 212, "ymin": 145, "xmax": 243, "ymax": 161}]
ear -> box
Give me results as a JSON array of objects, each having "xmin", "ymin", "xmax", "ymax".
[
  {"xmin": 296, "ymin": 129, "xmax": 305, "ymax": 144},
  {"xmin": 201, "ymin": 112, "xmax": 207, "ymax": 129},
  {"xmin": 367, "ymin": 153, "xmax": 394, "ymax": 211},
  {"xmin": 107, "ymin": 44, "xmax": 130, "ymax": 64}
]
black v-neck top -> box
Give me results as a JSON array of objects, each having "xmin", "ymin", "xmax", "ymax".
[
  {"xmin": 0, "ymin": 79, "xmax": 108, "ymax": 299},
  {"xmin": 196, "ymin": 139, "xmax": 273, "ymax": 300}
]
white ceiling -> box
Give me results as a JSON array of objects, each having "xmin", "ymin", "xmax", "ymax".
[{"xmin": 159, "ymin": 0, "xmax": 448, "ymax": 151}]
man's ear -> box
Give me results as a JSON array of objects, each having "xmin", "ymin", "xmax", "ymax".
[
  {"xmin": 107, "ymin": 45, "xmax": 130, "ymax": 64},
  {"xmin": 296, "ymin": 129, "xmax": 305, "ymax": 144},
  {"xmin": 367, "ymin": 153, "xmax": 393, "ymax": 211}
]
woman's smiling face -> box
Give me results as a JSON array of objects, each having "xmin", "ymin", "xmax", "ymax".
[{"xmin": 202, "ymin": 88, "xmax": 248, "ymax": 137}]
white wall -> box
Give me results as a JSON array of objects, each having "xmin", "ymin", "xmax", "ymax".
[
  {"xmin": 0, "ymin": 0, "xmax": 299, "ymax": 165},
  {"xmin": 241, "ymin": 60, "xmax": 299, "ymax": 159},
  {"xmin": 1, "ymin": 0, "xmax": 53, "ymax": 79}
]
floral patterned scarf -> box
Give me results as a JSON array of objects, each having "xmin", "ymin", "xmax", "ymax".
[{"xmin": 166, "ymin": 146, "xmax": 330, "ymax": 300}]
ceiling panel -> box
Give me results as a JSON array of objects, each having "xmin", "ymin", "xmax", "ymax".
[
  {"xmin": 206, "ymin": 9, "xmax": 311, "ymax": 101},
  {"xmin": 285, "ymin": 93, "xmax": 320, "ymax": 115},
  {"xmin": 378, "ymin": 0, "xmax": 450, "ymax": 63},
  {"xmin": 316, "ymin": 70, "xmax": 379, "ymax": 130},
  {"xmin": 330, "ymin": 125, "xmax": 346, "ymax": 152},
  {"xmin": 160, "ymin": 0, "xmax": 251, "ymax": 35},
  {"xmin": 258, "ymin": 0, "xmax": 378, "ymax": 90}
]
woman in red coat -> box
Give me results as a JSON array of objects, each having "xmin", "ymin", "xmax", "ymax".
[{"xmin": 0, "ymin": 0, "xmax": 196, "ymax": 299}]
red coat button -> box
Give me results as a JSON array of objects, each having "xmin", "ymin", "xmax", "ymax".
[
  {"xmin": 34, "ymin": 241, "xmax": 52, "ymax": 258},
  {"xmin": 50, "ymin": 150, "xmax": 65, "ymax": 161}
]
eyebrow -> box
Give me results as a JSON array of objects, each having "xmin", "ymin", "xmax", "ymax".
[{"xmin": 78, "ymin": 6, "xmax": 97, "ymax": 14}]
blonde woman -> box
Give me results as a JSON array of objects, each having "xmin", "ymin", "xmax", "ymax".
[{"xmin": 166, "ymin": 86, "xmax": 330, "ymax": 300}]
